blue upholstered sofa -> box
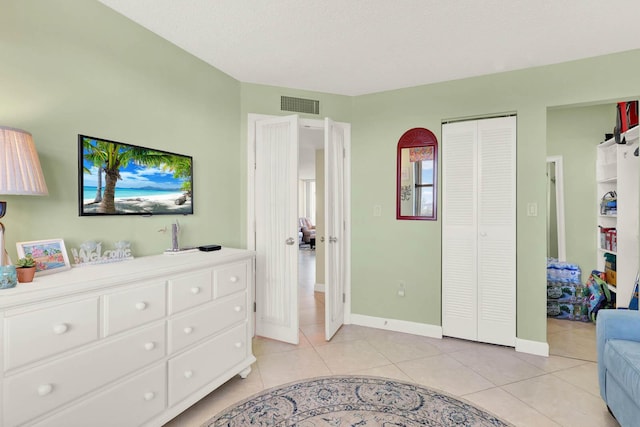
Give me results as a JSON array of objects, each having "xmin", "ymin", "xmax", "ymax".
[{"xmin": 596, "ymin": 309, "xmax": 640, "ymax": 427}]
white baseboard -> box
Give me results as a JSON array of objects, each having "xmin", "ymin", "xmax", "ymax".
[
  {"xmin": 314, "ymin": 283, "xmax": 325, "ymax": 293},
  {"xmin": 349, "ymin": 313, "xmax": 442, "ymax": 338},
  {"xmin": 350, "ymin": 315, "xmax": 549, "ymax": 356},
  {"xmin": 515, "ymin": 338, "xmax": 549, "ymax": 357}
]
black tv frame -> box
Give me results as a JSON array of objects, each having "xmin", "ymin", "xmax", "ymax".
[{"xmin": 78, "ymin": 134, "xmax": 194, "ymax": 216}]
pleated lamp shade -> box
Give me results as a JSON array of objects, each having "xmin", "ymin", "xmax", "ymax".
[{"xmin": 0, "ymin": 126, "xmax": 48, "ymax": 196}]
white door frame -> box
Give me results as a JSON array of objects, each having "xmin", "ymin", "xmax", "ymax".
[
  {"xmin": 247, "ymin": 113, "xmax": 352, "ymax": 334},
  {"xmin": 546, "ymin": 155, "xmax": 566, "ymax": 262}
]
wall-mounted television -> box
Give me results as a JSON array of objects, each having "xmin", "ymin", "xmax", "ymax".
[{"xmin": 78, "ymin": 134, "xmax": 193, "ymax": 216}]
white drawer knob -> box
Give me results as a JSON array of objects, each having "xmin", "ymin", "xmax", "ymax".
[
  {"xmin": 234, "ymin": 341, "xmax": 243, "ymax": 348},
  {"xmin": 229, "ymin": 276, "xmax": 238, "ymax": 283},
  {"xmin": 183, "ymin": 327, "xmax": 193, "ymax": 335},
  {"xmin": 190, "ymin": 287, "xmax": 201, "ymax": 294},
  {"xmin": 143, "ymin": 392, "xmax": 155, "ymax": 401},
  {"xmin": 234, "ymin": 305, "xmax": 242, "ymax": 312},
  {"xmin": 52, "ymin": 323, "xmax": 68, "ymax": 335},
  {"xmin": 135, "ymin": 302, "xmax": 147, "ymax": 311},
  {"xmin": 184, "ymin": 370, "xmax": 193, "ymax": 379},
  {"xmin": 144, "ymin": 342, "xmax": 156, "ymax": 351},
  {"xmin": 38, "ymin": 384, "xmax": 53, "ymax": 396}
]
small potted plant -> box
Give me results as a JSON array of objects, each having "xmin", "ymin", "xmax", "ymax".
[{"xmin": 16, "ymin": 254, "xmax": 37, "ymax": 283}]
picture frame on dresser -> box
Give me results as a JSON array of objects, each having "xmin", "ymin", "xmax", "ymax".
[{"xmin": 16, "ymin": 238, "xmax": 71, "ymax": 275}]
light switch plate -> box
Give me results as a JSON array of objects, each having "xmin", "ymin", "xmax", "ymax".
[{"xmin": 527, "ymin": 202, "xmax": 538, "ymax": 217}]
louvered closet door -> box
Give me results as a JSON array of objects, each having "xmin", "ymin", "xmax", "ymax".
[
  {"xmin": 476, "ymin": 116, "xmax": 516, "ymax": 347},
  {"xmin": 442, "ymin": 116, "xmax": 516, "ymax": 347},
  {"xmin": 442, "ymin": 120, "xmax": 478, "ymax": 341}
]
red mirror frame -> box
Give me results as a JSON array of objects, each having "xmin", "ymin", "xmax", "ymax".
[{"xmin": 396, "ymin": 127, "xmax": 438, "ymax": 220}]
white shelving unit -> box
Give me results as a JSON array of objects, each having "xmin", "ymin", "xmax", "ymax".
[{"xmin": 596, "ymin": 126, "xmax": 639, "ymax": 306}]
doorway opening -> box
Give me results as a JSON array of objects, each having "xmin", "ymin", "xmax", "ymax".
[
  {"xmin": 248, "ymin": 114, "xmax": 351, "ymax": 345},
  {"xmin": 545, "ymin": 102, "xmax": 625, "ymax": 362},
  {"xmin": 298, "ymin": 126, "xmax": 325, "ymax": 341}
]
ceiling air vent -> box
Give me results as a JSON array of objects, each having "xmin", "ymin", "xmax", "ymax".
[{"xmin": 281, "ymin": 96, "xmax": 320, "ymax": 115}]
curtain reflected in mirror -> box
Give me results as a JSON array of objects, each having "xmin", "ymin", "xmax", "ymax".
[
  {"xmin": 399, "ymin": 150, "xmax": 434, "ymax": 217},
  {"xmin": 396, "ymin": 128, "xmax": 438, "ymax": 220}
]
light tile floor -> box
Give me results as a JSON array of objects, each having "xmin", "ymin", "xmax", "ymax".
[{"xmin": 164, "ymin": 251, "xmax": 617, "ymax": 427}]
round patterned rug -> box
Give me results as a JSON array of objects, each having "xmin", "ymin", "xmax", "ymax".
[{"xmin": 204, "ymin": 376, "xmax": 512, "ymax": 426}]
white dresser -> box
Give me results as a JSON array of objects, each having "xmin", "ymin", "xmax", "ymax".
[{"xmin": 0, "ymin": 248, "xmax": 256, "ymax": 427}]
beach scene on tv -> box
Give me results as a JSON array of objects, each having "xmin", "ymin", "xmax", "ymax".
[{"xmin": 81, "ymin": 136, "xmax": 193, "ymax": 215}]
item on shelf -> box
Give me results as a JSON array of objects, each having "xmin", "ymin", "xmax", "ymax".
[
  {"xmin": 71, "ymin": 241, "xmax": 134, "ymax": 267},
  {"xmin": 598, "ymin": 226, "xmax": 617, "ymax": 252},
  {"xmin": 600, "ymin": 191, "xmax": 617, "ymax": 215},
  {"xmin": 0, "ymin": 265, "xmax": 17, "ymax": 289},
  {"xmin": 614, "ymin": 101, "xmax": 639, "ymax": 144},
  {"xmin": 604, "ymin": 253, "xmax": 617, "ymax": 287}
]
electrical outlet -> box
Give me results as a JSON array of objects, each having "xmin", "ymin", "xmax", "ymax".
[{"xmin": 397, "ymin": 281, "xmax": 405, "ymax": 297}]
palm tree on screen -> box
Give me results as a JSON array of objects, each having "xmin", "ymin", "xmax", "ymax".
[
  {"xmin": 82, "ymin": 137, "xmax": 188, "ymax": 214},
  {"xmin": 82, "ymin": 139, "xmax": 105, "ymax": 203}
]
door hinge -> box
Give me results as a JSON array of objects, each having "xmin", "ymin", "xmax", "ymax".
[
  {"xmin": 342, "ymin": 293, "xmax": 346, "ymax": 303},
  {"xmin": 253, "ymin": 302, "xmax": 257, "ymax": 312}
]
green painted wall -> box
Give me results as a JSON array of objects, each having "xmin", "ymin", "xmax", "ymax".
[
  {"xmin": 5, "ymin": 0, "xmax": 640, "ymax": 345},
  {"xmin": 350, "ymin": 52, "xmax": 640, "ymax": 343},
  {"xmin": 1, "ymin": 0, "xmax": 242, "ymax": 258},
  {"xmin": 546, "ymin": 104, "xmax": 616, "ymax": 275}
]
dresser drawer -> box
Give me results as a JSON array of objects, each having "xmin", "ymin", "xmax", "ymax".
[
  {"xmin": 168, "ymin": 269, "xmax": 212, "ymax": 314},
  {"xmin": 104, "ymin": 281, "xmax": 166, "ymax": 336},
  {"xmin": 213, "ymin": 262, "xmax": 247, "ymax": 298},
  {"xmin": 4, "ymin": 298, "xmax": 99, "ymax": 371},
  {"xmin": 34, "ymin": 364, "xmax": 166, "ymax": 427},
  {"xmin": 4, "ymin": 323, "xmax": 166, "ymax": 427},
  {"xmin": 169, "ymin": 292, "xmax": 247, "ymax": 354},
  {"xmin": 168, "ymin": 323, "xmax": 247, "ymax": 406}
]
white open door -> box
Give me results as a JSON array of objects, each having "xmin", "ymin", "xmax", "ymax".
[
  {"xmin": 324, "ymin": 118, "xmax": 348, "ymax": 340},
  {"xmin": 254, "ymin": 115, "xmax": 300, "ymax": 344}
]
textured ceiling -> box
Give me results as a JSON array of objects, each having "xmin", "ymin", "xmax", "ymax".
[{"xmin": 98, "ymin": 0, "xmax": 640, "ymax": 96}]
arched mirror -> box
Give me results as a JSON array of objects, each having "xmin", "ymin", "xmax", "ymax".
[{"xmin": 396, "ymin": 128, "xmax": 438, "ymax": 220}]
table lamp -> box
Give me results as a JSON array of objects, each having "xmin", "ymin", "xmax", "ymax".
[{"xmin": 0, "ymin": 126, "xmax": 49, "ymax": 268}]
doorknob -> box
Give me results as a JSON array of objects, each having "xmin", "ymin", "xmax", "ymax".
[
  {"xmin": 320, "ymin": 236, "xmax": 325, "ymax": 242},
  {"xmin": 329, "ymin": 236, "xmax": 338, "ymax": 243},
  {"xmin": 285, "ymin": 237, "xmax": 295, "ymax": 245}
]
